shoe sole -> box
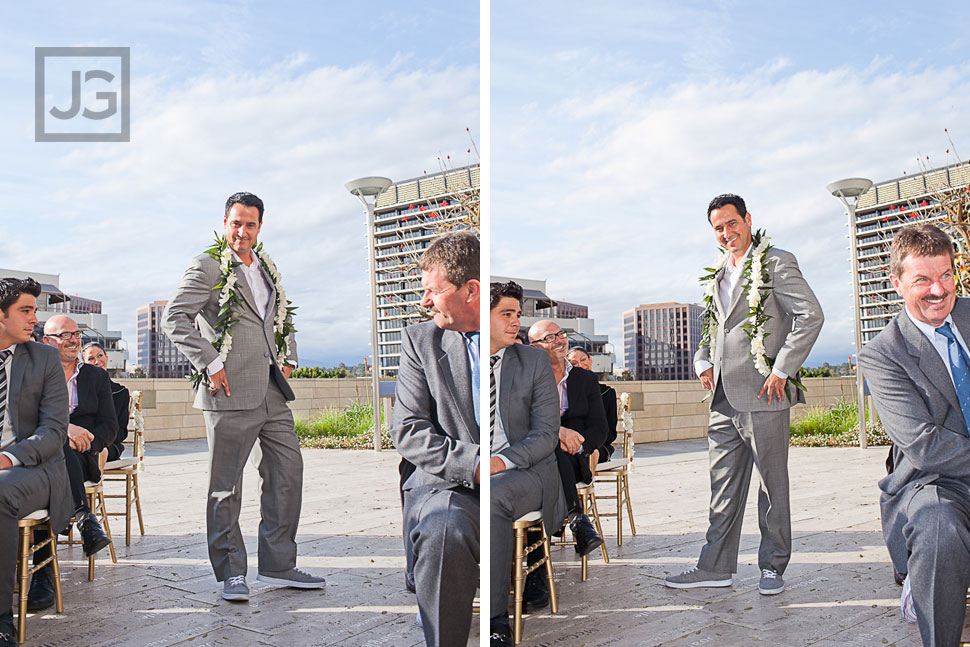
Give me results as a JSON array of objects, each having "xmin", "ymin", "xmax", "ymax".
[
  {"xmin": 576, "ymin": 537, "xmax": 605, "ymax": 557},
  {"xmin": 221, "ymin": 592, "xmax": 249, "ymax": 601},
  {"xmin": 83, "ymin": 537, "xmax": 111, "ymax": 557},
  {"xmin": 759, "ymin": 585, "xmax": 784, "ymax": 595},
  {"xmin": 256, "ymin": 574, "xmax": 325, "ymax": 589},
  {"xmin": 665, "ymin": 579, "xmax": 732, "ymax": 589},
  {"xmin": 26, "ymin": 599, "xmax": 54, "ymax": 613}
]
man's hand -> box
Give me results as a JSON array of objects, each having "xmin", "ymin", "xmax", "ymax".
[
  {"xmin": 490, "ymin": 456, "xmax": 507, "ymax": 475},
  {"xmin": 758, "ymin": 373, "xmax": 787, "ymax": 404},
  {"xmin": 559, "ymin": 426, "xmax": 584, "ymax": 455},
  {"xmin": 282, "ymin": 365, "xmax": 293, "ymax": 380},
  {"xmin": 699, "ymin": 367, "xmax": 715, "ymax": 391},
  {"xmin": 67, "ymin": 424, "xmax": 94, "ymax": 453},
  {"xmin": 208, "ymin": 368, "xmax": 231, "ymax": 397},
  {"xmin": 0, "ymin": 454, "xmax": 12, "ymax": 470}
]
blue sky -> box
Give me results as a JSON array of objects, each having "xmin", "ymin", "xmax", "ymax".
[
  {"xmin": 0, "ymin": 1, "xmax": 479, "ymax": 368},
  {"xmin": 491, "ymin": 0, "xmax": 970, "ymax": 367}
]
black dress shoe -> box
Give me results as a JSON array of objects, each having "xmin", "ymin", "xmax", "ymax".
[
  {"xmin": 523, "ymin": 569, "xmax": 549, "ymax": 612},
  {"xmin": 26, "ymin": 565, "xmax": 55, "ymax": 612},
  {"xmin": 78, "ymin": 512, "xmax": 111, "ymax": 557},
  {"xmin": 489, "ymin": 621, "xmax": 513, "ymax": 647},
  {"xmin": 405, "ymin": 571, "xmax": 415, "ymax": 594},
  {"xmin": 570, "ymin": 513, "xmax": 604, "ymax": 557},
  {"xmin": 894, "ymin": 567, "xmax": 906, "ymax": 587},
  {"xmin": 0, "ymin": 612, "xmax": 15, "ymax": 647}
]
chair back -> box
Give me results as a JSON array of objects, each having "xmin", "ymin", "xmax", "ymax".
[
  {"xmin": 620, "ymin": 391, "xmax": 635, "ymax": 469},
  {"xmin": 128, "ymin": 390, "xmax": 145, "ymax": 467}
]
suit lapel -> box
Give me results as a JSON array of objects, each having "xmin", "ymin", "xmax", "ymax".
[
  {"xmin": 713, "ymin": 266, "xmax": 726, "ymax": 320},
  {"xmin": 438, "ymin": 330, "xmax": 476, "ymax": 440},
  {"xmin": 900, "ymin": 310, "xmax": 961, "ymax": 413},
  {"xmin": 253, "ymin": 252, "xmax": 277, "ymax": 323},
  {"xmin": 498, "ymin": 346, "xmax": 518, "ymax": 437},
  {"xmin": 233, "ymin": 264, "xmax": 260, "ymax": 317}
]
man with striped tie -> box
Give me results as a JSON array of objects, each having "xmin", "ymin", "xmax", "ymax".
[
  {"xmin": 488, "ymin": 281, "xmax": 563, "ymax": 647},
  {"xmin": 860, "ymin": 224, "xmax": 970, "ymax": 647},
  {"xmin": 391, "ymin": 232, "xmax": 480, "ymax": 647},
  {"xmin": 0, "ymin": 278, "xmax": 71, "ymax": 647}
]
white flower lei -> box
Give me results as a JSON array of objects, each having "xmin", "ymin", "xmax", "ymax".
[
  {"xmin": 190, "ymin": 234, "xmax": 296, "ymax": 387},
  {"xmin": 699, "ymin": 229, "xmax": 774, "ymax": 377}
]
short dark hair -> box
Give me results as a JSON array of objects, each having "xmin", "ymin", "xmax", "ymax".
[
  {"xmin": 0, "ymin": 277, "xmax": 42, "ymax": 314},
  {"xmin": 707, "ymin": 194, "xmax": 747, "ymax": 223},
  {"xmin": 225, "ymin": 192, "xmax": 264, "ymax": 222},
  {"xmin": 490, "ymin": 281, "xmax": 523, "ymax": 310},
  {"xmin": 890, "ymin": 224, "xmax": 954, "ymax": 278},
  {"xmin": 567, "ymin": 347, "xmax": 590, "ymax": 359},
  {"xmin": 81, "ymin": 341, "xmax": 105, "ymax": 355},
  {"xmin": 419, "ymin": 231, "xmax": 479, "ymax": 288}
]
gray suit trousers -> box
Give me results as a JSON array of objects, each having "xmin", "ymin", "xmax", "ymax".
[
  {"xmin": 404, "ymin": 485, "xmax": 479, "ymax": 647},
  {"xmin": 491, "ymin": 467, "xmax": 544, "ymax": 618},
  {"xmin": 202, "ymin": 375, "xmax": 303, "ymax": 580},
  {"xmin": 698, "ymin": 382, "xmax": 792, "ymax": 575},
  {"xmin": 901, "ymin": 481, "xmax": 970, "ymax": 647},
  {"xmin": 0, "ymin": 464, "xmax": 54, "ymax": 608}
]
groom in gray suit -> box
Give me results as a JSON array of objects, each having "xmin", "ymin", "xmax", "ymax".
[
  {"xmin": 163, "ymin": 192, "xmax": 323, "ymax": 601},
  {"xmin": 666, "ymin": 194, "xmax": 823, "ymax": 595},
  {"xmin": 0, "ymin": 277, "xmax": 71, "ymax": 647},
  {"xmin": 392, "ymin": 231, "xmax": 480, "ymax": 647},
  {"xmin": 488, "ymin": 280, "xmax": 564, "ymax": 646},
  {"xmin": 859, "ymin": 224, "xmax": 970, "ymax": 647}
]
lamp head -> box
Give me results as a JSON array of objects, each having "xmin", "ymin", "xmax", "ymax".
[
  {"xmin": 826, "ymin": 178, "xmax": 873, "ymax": 200},
  {"xmin": 345, "ymin": 176, "xmax": 392, "ymax": 198}
]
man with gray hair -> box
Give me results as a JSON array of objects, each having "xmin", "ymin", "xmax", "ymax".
[
  {"xmin": 392, "ymin": 230, "xmax": 480, "ymax": 647},
  {"xmin": 860, "ymin": 224, "xmax": 970, "ymax": 646}
]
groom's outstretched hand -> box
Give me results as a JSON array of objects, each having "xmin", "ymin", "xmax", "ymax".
[
  {"xmin": 208, "ymin": 368, "xmax": 231, "ymax": 397},
  {"xmin": 699, "ymin": 367, "xmax": 714, "ymax": 391}
]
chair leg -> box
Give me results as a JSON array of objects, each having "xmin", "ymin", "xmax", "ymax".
[
  {"xmin": 133, "ymin": 472, "xmax": 145, "ymax": 536},
  {"xmin": 124, "ymin": 472, "xmax": 132, "ymax": 546},
  {"xmin": 586, "ymin": 489, "xmax": 609, "ymax": 564},
  {"xmin": 17, "ymin": 526, "xmax": 30, "ymax": 643},
  {"xmin": 616, "ymin": 477, "xmax": 624, "ymax": 546},
  {"xmin": 48, "ymin": 523, "xmax": 63, "ymax": 614},
  {"xmin": 512, "ymin": 526, "xmax": 526, "ymax": 645},
  {"xmin": 541, "ymin": 525, "xmax": 558, "ymax": 614},
  {"xmin": 623, "ymin": 473, "xmax": 636, "ymax": 535},
  {"xmin": 97, "ymin": 490, "xmax": 117, "ymax": 563}
]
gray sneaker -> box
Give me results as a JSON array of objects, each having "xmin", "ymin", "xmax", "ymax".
[
  {"xmin": 257, "ymin": 567, "xmax": 326, "ymax": 589},
  {"xmin": 759, "ymin": 569, "xmax": 784, "ymax": 595},
  {"xmin": 664, "ymin": 566, "xmax": 732, "ymax": 589},
  {"xmin": 222, "ymin": 575, "xmax": 250, "ymax": 601}
]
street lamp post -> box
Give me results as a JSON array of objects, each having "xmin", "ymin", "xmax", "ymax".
[
  {"xmin": 827, "ymin": 177, "xmax": 874, "ymax": 449},
  {"xmin": 346, "ymin": 176, "xmax": 393, "ymax": 452}
]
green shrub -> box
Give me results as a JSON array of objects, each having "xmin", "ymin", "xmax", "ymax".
[
  {"xmin": 790, "ymin": 398, "xmax": 892, "ymax": 447},
  {"xmin": 294, "ymin": 403, "xmax": 394, "ymax": 449}
]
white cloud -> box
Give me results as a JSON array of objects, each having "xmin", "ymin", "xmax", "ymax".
[
  {"xmin": 493, "ymin": 61, "xmax": 970, "ymax": 366},
  {"xmin": 5, "ymin": 58, "xmax": 479, "ymax": 366}
]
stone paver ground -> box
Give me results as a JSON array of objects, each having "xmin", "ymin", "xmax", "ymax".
[
  {"xmin": 20, "ymin": 439, "xmax": 461, "ymax": 647},
  {"xmin": 519, "ymin": 439, "xmax": 949, "ymax": 647}
]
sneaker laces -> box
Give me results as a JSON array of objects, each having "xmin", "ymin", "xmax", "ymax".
[
  {"xmin": 226, "ymin": 575, "xmax": 246, "ymax": 587},
  {"xmin": 761, "ymin": 568, "xmax": 778, "ymax": 579}
]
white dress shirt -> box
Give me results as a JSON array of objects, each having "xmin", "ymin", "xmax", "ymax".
[
  {"xmin": 1, "ymin": 345, "xmax": 21, "ymax": 466},
  {"xmin": 490, "ymin": 347, "xmax": 518, "ymax": 470},
  {"xmin": 907, "ymin": 309, "xmax": 970, "ymax": 386}
]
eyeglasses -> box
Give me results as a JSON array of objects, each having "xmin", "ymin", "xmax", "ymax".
[
  {"xmin": 533, "ymin": 330, "xmax": 568, "ymax": 345},
  {"xmin": 46, "ymin": 331, "xmax": 82, "ymax": 341}
]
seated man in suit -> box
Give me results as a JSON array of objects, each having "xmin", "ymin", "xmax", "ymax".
[
  {"xmin": 0, "ymin": 278, "xmax": 72, "ymax": 647},
  {"xmin": 41, "ymin": 316, "xmax": 114, "ymax": 565},
  {"xmin": 81, "ymin": 342, "xmax": 131, "ymax": 462},
  {"xmin": 391, "ymin": 231, "xmax": 480, "ymax": 647},
  {"xmin": 528, "ymin": 320, "xmax": 606, "ymax": 555},
  {"xmin": 489, "ymin": 282, "xmax": 563, "ymax": 646},
  {"xmin": 567, "ymin": 347, "xmax": 618, "ymax": 463},
  {"xmin": 859, "ymin": 224, "xmax": 970, "ymax": 647}
]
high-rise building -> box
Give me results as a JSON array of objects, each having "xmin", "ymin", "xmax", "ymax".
[
  {"xmin": 623, "ymin": 302, "xmax": 703, "ymax": 380},
  {"xmin": 850, "ymin": 160, "xmax": 970, "ymax": 345},
  {"xmin": 369, "ymin": 164, "xmax": 480, "ymax": 377},
  {"xmin": 136, "ymin": 300, "xmax": 193, "ymax": 378}
]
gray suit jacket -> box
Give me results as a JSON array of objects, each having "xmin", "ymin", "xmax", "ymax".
[
  {"xmin": 695, "ymin": 246, "xmax": 824, "ymax": 412},
  {"xmin": 859, "ymin": 299, "xmax": 970, "ymax": 567},
  {"xmin": 391, "ymin": 321, "xmax": 479, "ymax": 493},
  {"xmin": 162, "ymin": 252, "xmax": 297, "ymax": 411},
  {"xmin": 496, "ymin": 344, "xmax": 566, "ymax": 532},
  {"xmin": 6, "ymin": 342, "xmax": 72, "ymax": 530}
]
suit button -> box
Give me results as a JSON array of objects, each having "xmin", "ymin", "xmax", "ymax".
[
  {"xmin": 914, "ymin": 482, "xmax": 922, "ymax": 489},
  {"xmin": 430, "ymin": 488, "xmax": 438, "ymax": 494},
  {"xmin": 264, "ymin": 351, "xmax": 269, "ymax": 358}
]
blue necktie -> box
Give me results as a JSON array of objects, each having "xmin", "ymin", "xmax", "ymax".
[
  {"xmin": 936, "ymin": 322, "xmax": 970, "ymax": 434},
  {"xmin": 464, "ymin": 332, "xmax": 480, "ymax": 424}
]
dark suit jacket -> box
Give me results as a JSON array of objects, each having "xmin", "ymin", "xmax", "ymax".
[
  {"xmin": 496, "ymin": 344, "xmax": 566, "ymax": 531},
  {"xmin": 5, "ymin": 342, "xmax": 72, "ymax": 530},
  {"xmin": 598, "ymin": 383, "xmax": 618, "ymax": 461},
  {"xmin": 859, "ymin": 298, "xmax": 970, "ymax": 570},
  {"xmin": 72, "ymin": 363, "xmax": 118, "ymax": 455},
  {"xmin": 560, "ymin": 365, "xmax": 608, "ymax": 483},
  {"xmin": 391, "ymin": 321, "xmax": 479, "ymax": 493},
  {"xmin": 109, "ymin": 380, "xmax": 130, "ymax": 458}
]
